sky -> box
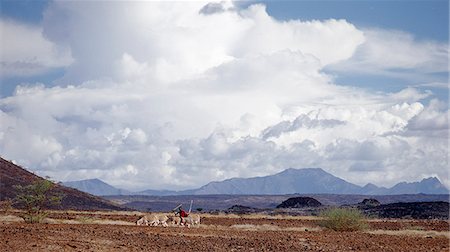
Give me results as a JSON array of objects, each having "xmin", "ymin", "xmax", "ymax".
[{"xmin": 0, "ymin": 0, "xmax": 448, "ymax": 191}]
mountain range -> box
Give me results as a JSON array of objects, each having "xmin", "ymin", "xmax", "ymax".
[{"xmin": 63, "ymin": 168, "xmax": 449, "ymax": 196}]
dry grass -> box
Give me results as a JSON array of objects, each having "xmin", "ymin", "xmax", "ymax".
[
  {"xmin": 229, "ymin": 224, "xmax": 321, "ymax": 232},
  {"xmin": 265, "ymin": 214, "xmax": 322, "ymax": 221},
  {"xmin": 0, "ymin": 209, "xmax": 25, "ymax": 214},
  {"xmin": 75, "ymin": 215, "xmax": 95, "ymax": 224},
  {"xmin": 200, "ymin": 213, "xmax": 321, "ymax": 220},
  {"xmin": 3, "ymin": 209, "xmax": 323, "ymax": 221},
  {"xmin": 0, "ymin": 215, "xmax": 25, "ymax": 223},
  {"xmin": 2, "ymin": 209, "xmax": 145, "ymax": 216},
  {"xmin": 41, "ymin": 217, "xmax": 135, "ymax": 226},
  {"xmin": 56, "ymin": 210, "xmax": 144, "ymax": 216},
  {"xmin": 201, "ymin": 213, "xmax": 241, "ymax": 218},
  {"xmin": 367, "ymin": 230, "xmax": 450, "ymax": 239},
  {"xmin": 90, "ymin": 219, "xmax": 135, "ymax": 225},
  {"xmin": 366, "ymin": 218, "xmax": 436, "ymax": 223},
  {"xmin": 231, "ymin": 224, "xmax": 281, "ymax": 231}
]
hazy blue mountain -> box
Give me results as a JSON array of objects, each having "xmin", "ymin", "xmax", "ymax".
[
  {"xmin": 65, "ymin": 169, "xmax": 449, "ymax": 196},
  {"xmin": 178, "ymin": 168, "xmax": 448, "ymax": 195},
  {"xmin": 136, "ymin": 189, "xmax": 179, "ymax": 196},
  {"xmin": 387, "ymin": 177, "xmax": 449, "ymax": 195},
  {"xmin": 189, "ymin": 168, "xmax": 362, "ymax": 195},
  {"xmin": 359, "ymin": 183, "xmax": 389, "ymax": 195},
  {"xmin": 63, "ymin": 178, "xmax": 130, "ymax": 196}
]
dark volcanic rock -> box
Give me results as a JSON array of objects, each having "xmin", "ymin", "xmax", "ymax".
[
  {"xmin": 226, "ymin": 205, "xmax": 261, "ymax": 214},
  {"xmin": 363, "ymin": 201, "xmax": 449, "ymax": 219},
  {"xmin": 358, "ymin": 198, "xmax": 381, "ymax": 208},
  {"xmin": 276, "ymin": 197, "xmax": 322, "ymax": 208}
]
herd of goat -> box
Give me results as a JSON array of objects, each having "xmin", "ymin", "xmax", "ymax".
[{"xmin": 136, "ymin": 213, "xmax": 201, "ymax": 228}]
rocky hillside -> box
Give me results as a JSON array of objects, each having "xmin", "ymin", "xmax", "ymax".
[{"xmin": 0, "ymin": 157, "xmax": 125, "ymax": 211}]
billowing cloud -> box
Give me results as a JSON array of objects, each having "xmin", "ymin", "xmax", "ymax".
[
  {"xmin": 0, "ymin": 19, "xmax": 72, "ymax": 77},
  {"xmin": 40, "ymin": 1, "xmax": 364, "ymax": 84},
  {"xmin": 199, "ymin": 0, "xmax": 235, "ymax": 15},
  {"xmin": 0, "ymin": 1, "xmax": 448, "ymax": 190},
  {"xmin": 327, "ymin": 28, "xmax": 448, "ymax": 80}
]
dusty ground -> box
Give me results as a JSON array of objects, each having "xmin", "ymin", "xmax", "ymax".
[{"xmin": 1, "ymin": 211, "xmax": 449, "ymax": 251}]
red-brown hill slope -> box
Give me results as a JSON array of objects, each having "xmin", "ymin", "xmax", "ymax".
[{"xmin": 0, "ymin": 157, "xmax": 125, "ymax": 211}]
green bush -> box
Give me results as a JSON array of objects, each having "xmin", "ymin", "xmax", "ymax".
[
  {"xmin": 14, "ymin": 179, "xmax": 63, "ymax": 223},
  {"xmin": 319, "ymin": 208, "xmax": 368, "ymax": 231},
  {"xmin": 22, "ymin": 212, "xmax": 49, "ymax": 224}
]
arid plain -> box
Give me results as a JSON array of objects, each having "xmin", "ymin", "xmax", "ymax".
[{"xmin": 1, "ymin": 210, "xmax": 449, "ymax": 252}]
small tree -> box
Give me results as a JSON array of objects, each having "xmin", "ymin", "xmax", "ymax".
[{"xmin": 14, "ymin": 179, "xmax": 63, "ymax": 223}]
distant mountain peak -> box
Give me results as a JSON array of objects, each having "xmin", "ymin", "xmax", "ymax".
[
  {"xmin": 363, "ymin": 183, "xmax": 379, "ymax": 188},
  {"xmin": 63, "ymin": 178, "xmax": 130, "ymax": 196},
  {"xmin": 388, "ymin": 176, "xmax": 448, "ymax": 195},
  {"xmin": 279, "ymin": 167, "xmax": 327, "ymax": 175},
  {"xmin": 421, "ymin": 177, "xmax": 440, "ymax": 183},
  {"xmin": 284, "ymin": 167, "xmax": 325, "ymax": 172},
  {"xmin": 83, "ymin": 178, "xmax": 104, "ymax": 183},
  {"xmin": 189, "ymin": 167, "xmax": 360, "ymax": 195}
]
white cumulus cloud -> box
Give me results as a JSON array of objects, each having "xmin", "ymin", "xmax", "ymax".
[
  {"xmin": 0, "ymin": 19, "xmax": 72, "ymax": 77},
  {"xmin": 0, "ymin": 1, "xmax": 448, "ymax": 190},
  {"xmin": 327, "ymin": 28, "xmax": 448, "ymax": 80}
]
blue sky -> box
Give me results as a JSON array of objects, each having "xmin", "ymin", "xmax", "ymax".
[
  {"xmin": 0, "ymin": 1, "xmax": 448, "ymax": 190},
  {"xmin": 0, "ymin": 0, "xmax": 49, "ymax": 23},
  {"xmin": 262, "ymin": 0, "xmax": 448, "ymax": 41}
]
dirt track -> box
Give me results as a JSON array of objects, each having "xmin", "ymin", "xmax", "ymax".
[{"xmin": 1, "ymin": 213, "xmax": 449, "ymax": 251}]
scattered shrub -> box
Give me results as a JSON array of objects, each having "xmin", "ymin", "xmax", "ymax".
[
  {"xmin": 319, "ymin": 208, "xmax": 368, "ymax": 231},
  {"xmin": 76, "ymin": 215, "xmax": 94, "ymax": 224},
  {"xmin": 14, "ymin": 179, "xmax": 64, "ymax": 223}
]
